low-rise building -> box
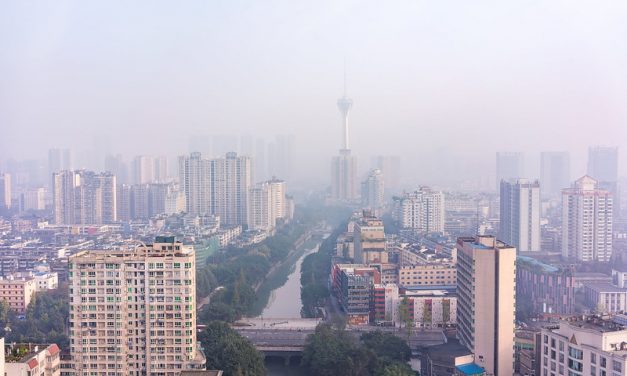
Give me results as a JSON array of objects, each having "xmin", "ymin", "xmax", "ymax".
[
  {"xmin": 583, "ymin": 283, "xmax": 627, "ymax": 313},
  {"xmin": 398, "ymin": 264, "xmax": 456, "ymax": 287},
  {"xmin": 540, "ymin": 316, "xmax": 627, "ymax": 376},
  {"xmin": 331, "ymin": 264, "xmax": 380, "ymax": 325},
  {"xmin": 516, "ymin": 256, "xmax": 575, "ymax": 315},
  {"xmin": 0, "ymin": 276, "xmax": 36, "ymax": 313},
  {"xmin": 5, "ymin": 343, "xmax": 61, "ymax": 376}
]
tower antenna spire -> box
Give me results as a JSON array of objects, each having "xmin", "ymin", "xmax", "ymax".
[
  {"xmin": 337, "ymin": 60, "xmax": 353, "ymax": 150},
  {"xmin": 343, "ymin": 59, "xmax": 347, "ymax": 97}
]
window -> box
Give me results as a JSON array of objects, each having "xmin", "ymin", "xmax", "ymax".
[
  {"xmin": 591, "ymin": 353, "xmax": 596, "ymax": 364},
  {"xmin": 612, "ymin": 361, "xmax": 622, "ymax": 372}
]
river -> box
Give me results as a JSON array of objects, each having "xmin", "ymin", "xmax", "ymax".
[{"xmin": 260, "ymin": 244, "xmax": 318, "ymax": 318}]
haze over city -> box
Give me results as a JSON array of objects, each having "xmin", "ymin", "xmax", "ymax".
[
  {"xmin": 3, "ymin": 1, "xmax": 627, "ymax": 187},
  {"xmin": 3, "ymin": 2, "xmax": 627, "ymax": 376}
]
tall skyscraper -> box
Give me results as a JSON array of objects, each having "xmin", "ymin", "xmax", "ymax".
[
  {"xmin": 132, "ymin": 155, "xmax": 155, "ymax": 185},
  {"xmin": 499, "ymin": 179, "xmax": 541, "ymax": 253},
  {"xmin": 361, "ymin": 169, "xmax": 384, "ymax": 211},
  {"xmin": 105, "ymin": 154, "xmax": 129, "ymax": 185},
  {"xmin": 562, "ymin": 176, "xmax": 613, "ymax": 262},
  {"xmin": 540, "ymin": 151, "xmax": 570, "ymax": 199},
  {"xmin": 0, "ymin": 173, "xmax": 11, "ymax": 212},
  {"xmin": 178, "ymin": 152, "xmax": 252, "ymax": 226},
  {"xmin": 587, "ymin": 146, "xmax": 620, "ymax": 217},
  {"xmin": 496, "ymin": 152, "xmax": 524, "ymax": 191},
  {"xmin": 268, "ymin": 178, "xmax": 286, "ymax": 221},
  {"xmin": 371, "ymin": 155, "xmax": 401, "ymax": 193},
  {"xmin": 68, "ymin": 237, "xmax": 206, "ymax": 374},
  {"xmin": 456, "ymin": 235, "xmax": 516, "ymax": 376},
  {"xmin": 48, "ymin": 148, "xmax": 72, "ymax": 187},
  {"xmin": 392, "ymin": 187, "xmax": 445, "ymax": 234},
  {"xmin": 248, "ymin": 182, "xmax": 274, "ymax": 232},
  {"xmin": 331, "ymin": 151, "xmax": 358, "ymax": 201},
  {"xmin": 267, "ymin": 135, "xmax": 294, "ymax": 182},
  {"xmin": 53, "ymin": 170, "xmax": 117, "ymax": 225},
  {"xmin": 331, "ymin": 76, "xmax": 358, "ymax": 202}
]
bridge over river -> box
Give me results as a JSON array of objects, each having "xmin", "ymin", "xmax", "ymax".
[{"xmin": 233, "ymin": 318, "xmax": 447, "ymax": 365}]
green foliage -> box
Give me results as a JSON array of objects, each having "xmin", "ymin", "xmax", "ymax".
[
  {"xmin": 198, "ymin": 321, "xmax": 266, "ymax": 376},
  {"xmin": 199, "ymin": 301, "xmax": 238, "ymax": 323},
  {"xmin": 360, "ymin": 331, "xmax": 411, "ymax": 363},
  {"xmin": 302, "ymin": 324, "xmax": 414, "ymax": 376},
  {"xmin": 196, "ymin": 267, "xmax": 218, "ymax": 299},
  {"xmin": 4, "ymin": 286, "xmax": 69, "ymax": 349},
  {"xmin": 301, "ymin": 323, "xmax": 361, "ymax": 376}
]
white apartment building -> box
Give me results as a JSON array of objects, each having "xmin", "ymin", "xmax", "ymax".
[
  {"xmin": 456, "ymin": 235, "xmax": 516, "ymax": 376},
  {"xmin": 178, "ymin": 152, "xmax": 252, "ymax": 226},
  {"xmin": 53, "ymin": 171, "xmax": 117, "ymax": 225},
  {"xmin": 361, "ymin": 169, "xmax": 384, "ymax": 211},
  {"xmin": 499, "ymin": 179, "xmax": 541, "ymax": 252},
  {"xmin": 68, "ymin": 236, "xmax": 206, "ymax": 375},
  {"xmin": 562, "ymin": 176, "xmax": 613, "ymax": 262},
  {"xmin": 540, "ymin": 317, "xmax": 627, "ymax": 376},
  {"xmin": 248, "ymin": 182, "xmax": 275, "ymax": 232},
  {"xmin": 268, "ymin": 178, "xmax": 286, "ymax": 221},
  {"xmin": 393, "ymin": 187, "xmax": 445, "ymax": 234}
]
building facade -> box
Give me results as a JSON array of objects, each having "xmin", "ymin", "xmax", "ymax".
[
  {"xmin": 361, "ymin": 169, "xmax": 384, "ymax": 212},
  {"xmin": 353, "ymin": 215, "xmax": 387, "ymax": 264},
  {"xmin": 53, "ymin": 170, "xmax": 117, "ymax": 225},
  {"xmin": 0, "ymin": 276, "xmax": 37, "ymax": 313},
  {"xmin": 456, "ymin": 235, "xmax": 516, "ymax": 376},
  {"xmin": 499, "ymin": 179, "xmax": 541, "ymax": 253},
  {"xmin": 68, "ymin": 237, "xmax": 206, "ymax": 375},
  {"xmin": 540, "ymin": 151, "xmax": 570, "ymax": 199},
  {"xmin": 562, "ymin": 176, "xmax": 613, "ymax": 262},
  {"xmin": 496, "ymin": 152, "xmax": 524, "ymax": 192},
  {"xmin": 393, "ymin": 187, "xmax": 445, "ymax": 234},
  {"xmin": 516, "ymin": 256, "xmax": 575, "ymax": 315},
  {"xmin": 540, "ymin": 317, "xmax": 627, "ymax": 376}
]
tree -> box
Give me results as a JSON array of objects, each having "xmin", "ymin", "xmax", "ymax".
[
  {"xmin": 360, "ymin": 331, "xmax": 411, "ymax": 363},
  {"xmin": 378, "ymin": 363, "xmax": 414, "ymax": 376},
  {"xmin": 198, "ymin": 321, "xmax": 266, "ymax": 376},
  {"xmin": 398, "ymin": 297, "xmax": 413, "ymax": 340},
  {"xmin": 301, "ymin": 323, "xmax": 357, "ymax": 376}
]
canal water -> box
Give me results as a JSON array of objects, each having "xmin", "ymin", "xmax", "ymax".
[
  {"xmin": 260, "ymin": 245, "xmax": 318, "ymax": 318},
  {"xmin": 260, "ymin": 244, "xmax": 319, "ymax": 375}
]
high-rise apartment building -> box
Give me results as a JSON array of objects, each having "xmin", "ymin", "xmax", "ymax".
[
  {"xmin": 0, "ymin": 173, "xmax": 11, "ymax": 212},
  {"xmin": 48, "ymin": 148, "xmax": 72, "ymax": 182},
  {"xmin": 105, "ymin": 154, "xmax": 129, "ymax": 185},
  {"xmin": 540, "ymin": 151, "xmax": 570, "ymax": 199},
  {"xmin": 19, "ymin": 187, "xmax": 46, "ymax": 212},
  {"xmin": 267, "ymin": 135, "xmax": 294, "ymax": 183},
  {"xmin": 499, "ymin": 179, "xmax": 541, "ymax": 253},
  {"xmin": 132, "ymin": 156, "xmax": 155, "ymax": 185},
  {"xmin": 392, "ymin": 187, "xmax": 445, "ymax": 234},
  {"xmin": 248, "ymin": 182, "xmax": 274, "ymax": 232},
  {"xmin": 68, "ymin": 237, "xmax": 206, "ymax": 375},
  {"xmin": 331, "ymin": 151, "xmax": 358, "ymax": 201},
  {"xmin": 53, "ymin": 170, "xmax": 117, "ymax": 225},
  {"xmin": 588, "ymin": 146, "xmax": 620, "ymax": 218},
  {"xmin": 456, "ymin": 235, "xmax": 516, "ymax": 376},
  {"xmin": 361, "ymin": 169, "xmax": 384, "ymax": 212},
  {"xmin": 371, "ymin": 155, "xmax": 401, "ymax": 193},
  {"xmin": 178, "ymin": 152, "xmax": 252, "ymax": 226},
  {"xmin": 268, "ymin": 178, "xmax": 286, "ymax": 221},
  {"xmin": 562, "ymin": 176, "xmax": 613, "ymax": 262},
  {"xmin": 496, "ymin": 152, "xmax": 524, "ymax": 191}
]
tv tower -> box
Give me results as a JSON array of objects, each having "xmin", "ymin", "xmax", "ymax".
[{"xmin": 337, "ymin": 67, "xmax": 353, "ymax": 150}]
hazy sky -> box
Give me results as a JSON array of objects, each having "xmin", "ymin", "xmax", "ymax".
[{"xmin": 2, "ymin": 1, "xmax": 627, "ymax": 186}]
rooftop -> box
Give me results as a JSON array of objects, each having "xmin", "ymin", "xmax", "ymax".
[
  {"xmin": 562, "ymin": 315, "xmax": 627, "ymax": 333},
  {"xmin": 517, "ymin": 256, "xmax": 559, "ymax": 273},
  {"xmin": 456, "ymin": 363, "xmax": 486, "ymax": 375},
  {"xmin": 583, "ymin": 282, "xmax": 627, "ymax": 293}
]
